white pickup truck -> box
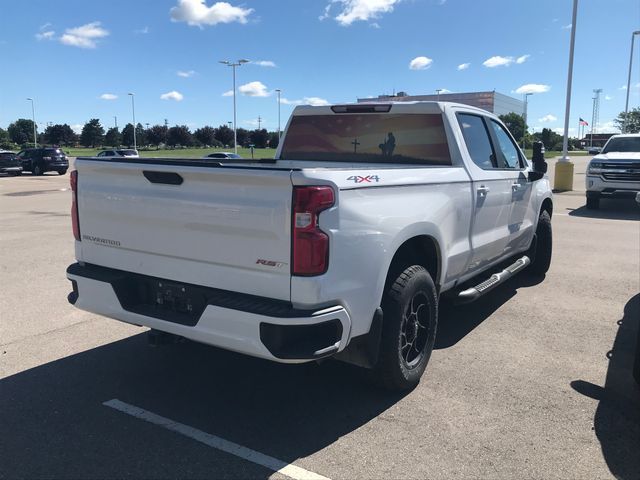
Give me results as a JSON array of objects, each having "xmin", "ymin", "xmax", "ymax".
[
  {"xmin": 66, "ymin": 102, "xmax": 553, "ymax": 390},
  {"xmin": 585, "ymin": 133, "xmax": 640, "ymax": 209}
]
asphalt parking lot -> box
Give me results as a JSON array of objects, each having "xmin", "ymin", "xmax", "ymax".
[{"xmin": 1, "ymin": 156, "xmax": 639, "ymax": 480}]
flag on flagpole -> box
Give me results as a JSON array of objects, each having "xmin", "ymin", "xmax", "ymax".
[{"xmin": 579, "ymin": 117, "xmax": 589, "ymax": 126}]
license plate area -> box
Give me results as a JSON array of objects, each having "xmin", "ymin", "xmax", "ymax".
[{"xmin": 112, "ymin": 274, "xmax": 208, "ymax": 326}]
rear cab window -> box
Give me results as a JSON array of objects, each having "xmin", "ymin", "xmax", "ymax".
[
  {"xmin": 457, "ymin": 114, "xmax": 496, "ymax": 169},
  {"xmin": 280, "ymin": 113, "xmax": 451, "ymax": 165}
]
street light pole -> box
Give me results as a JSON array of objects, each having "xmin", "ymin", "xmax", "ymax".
[
  {"xmin": 275, "ymin": 89, "xmax": 282, "ymax": 143},
  {"xmin": 554, "ymin": 0, "xmax": 579, "ymax": 192},
  {"xmin": 523, "ymin": 93, "xmax": 532, "ymax": 150},
  {"xmin": 220, "ymin": 59, "xmax": 249, "ymax": 154},
  {"xmin": 26, "ymin": 98, "xmax": 37, "ymax": 148},
  {"xmin": 624, "ymin": 31, "xmax": 640, "ymax": 132},
  {"xmin": 435, "ymin": 89, "xmax": 443, "ymax": 101},
  {"xmin": 128, "ymin": 93, "xmax": 136, "ymax": 151}
]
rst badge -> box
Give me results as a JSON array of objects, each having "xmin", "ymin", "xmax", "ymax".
[{"xmin": 256, "ymin": 259, "xmax": 286, "ymax": 268}]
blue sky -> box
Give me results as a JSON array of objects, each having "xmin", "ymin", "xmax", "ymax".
[{"xmin": 1, "ymin": 0, "xmax": 638, "ymax": 137}]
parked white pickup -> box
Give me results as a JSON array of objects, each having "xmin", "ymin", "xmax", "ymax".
[{"xmin": 67, "ymin": 101, "xmax": 553, "ymax": 389}]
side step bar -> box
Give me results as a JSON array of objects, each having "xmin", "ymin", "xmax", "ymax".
[{"xmin": 457, "ymin": 256, "xmax": 530, "ymax": 304}]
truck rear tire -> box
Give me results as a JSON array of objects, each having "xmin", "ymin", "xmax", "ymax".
[
  {"xmin": 374, "ymin": 265, "xmax": 438, "ymax": 390},
  {"xmin": 586, "ymin": 196, "xmax": 600, "ymax": 209},
  {"xmin": 529, "ymin": 210, "xmax": 552, "ymax": 276}
]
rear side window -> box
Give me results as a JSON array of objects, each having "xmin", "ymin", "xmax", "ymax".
[
  {"xmin": 457, "ymin": 114, "xmax": 495, "ymax": 169},
  {"xmin": 280, "ymin": 113, "xmax": 451, "ymax": 165},
  {"xmin": 117, "ymin": 149, "xmax": 137, "ymax": 156},
  {"xmin": 0, "ymin": 153, "xmax": 14, "ymax": 160},
  {"xmin": 44, "ymin": 148, "xmax": 63, "ymax": 155}
]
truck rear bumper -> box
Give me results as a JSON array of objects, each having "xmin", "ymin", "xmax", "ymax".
[{"xmin": 66, "ymin": 263, "xmax": 351, "ymax": 363}]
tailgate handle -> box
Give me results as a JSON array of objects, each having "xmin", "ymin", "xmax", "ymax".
[{"xmin": 143, "ymin": 171, "xmax": 183, "ymax": 185}]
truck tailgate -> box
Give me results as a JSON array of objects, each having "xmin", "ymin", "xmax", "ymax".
[{"xmin": 75, "ymin": 159, "xmax": 293, "ymax": 301}]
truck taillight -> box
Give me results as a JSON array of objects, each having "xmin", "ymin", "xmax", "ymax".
[
  {"xmin": 292, "ymin": 186, "xmax": 334, "ymax": 276},
  {"xmin": 71, "ymin": 170, "xmax": 80, "ymax": 241}
]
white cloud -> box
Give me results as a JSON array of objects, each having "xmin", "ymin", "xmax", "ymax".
[
  {"xmin": 60, "ymin": 21, "xmax": 109, "ymax": 49},
  {"xmin": 254, "ymin": 60, "xmax": 276, "ymax": 67},
  {"xmin": 70, "ymin": 124, "xmax": 83, "ymax": 134},
  {"xmin": 409, "ymin": 56, "xmax": 433, "ymax": 70},
  {"xmin": 619, "ymin": 82, "xmax": 640, "ymax": 91},
  {"xmin": 483, "ymin": 55, "xmax": 514, "ymax": 67},
  {"xmin": 135, "ymin": 26, "xmax": 150, "ymax": 34},
  {"xmin": 457, "ymin": 62, "xmax": 470, "ymax": 71},
  {"xmin": 514, "ymin": 83, "xmax": 551, "ymax": 94},
  {"xmin": 100, "ymin": 93, "xmax": 118, "ymax": 100},
  {"xmin": 562, "ymin": 23, "xmax": 572, "ymax": 29},
  {"xmin": 160, "ymin": 90, "xmax": 184, "ymax": 101},
  {"xmin": 516, "ymin": 54, "xmax": 530, "ymax": 64},
  {"xmin": 605, "ymin": 95, "xmax": 612, "ymax": 101},
  {"xmin": 170, "ymin": 0, "xmax": 254, "ymax": 27},
  {"xmin": 280, "ymin": 97, "xmax": 330, "ymax": 106},
  {"xmin": 438, "ymin": 89, "xmax": 452, "ymax": 94},
  {"xmin": 304, "ymin": 97, "xmax": 330, "ymax": 106},
  {"xmin": 222, "ymin": 90, "xmax": 234, "ymax": 97},
  {"xmin": 177, "ymin": 70, "xmax": 196, "ymax": 77},
  {"xmin": 322, "ymin": 0, "xmax": 401, "ymax": 26},
  {"xmin": 594, "ymin": 120, "xmax": 620, "ymax": 133},
  {"xmin": 36, "ymin": 30, "xmax": 55, "ymax": 40},
  {"xmin": 553, "ymin": 127, "xmax": 576, "ymax": 134},
  {"xmin": 238, "ymin": 81, "xmax": 270, "ymax": 97},
  {"xmin": 538, "ymin": 114, "xmax": 557, "ymax": 123}
]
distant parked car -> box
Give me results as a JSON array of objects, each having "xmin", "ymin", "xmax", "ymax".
[
  {"xmin": 16, "ymin": 148, "xmax": 69, "ymax": 175},
  {"xmin": 0, "ymin": 150, "xmax": 23, "ymax": 176},
  {"xmin": 96, "ymin": 149, "xmax": 139, "ymax": 159},
  {"xmin": 203, "ymin": 152, "xmax": 243, "ymax": 159},
  {"xmin": 587, "ymin": 146, "xmax": 602, "ymax": 155}
]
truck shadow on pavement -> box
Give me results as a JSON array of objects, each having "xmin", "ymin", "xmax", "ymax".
[
  {"xmin": 436, "ymin": 273, "xmax": 544, "ymax": 349},
  {"xmin": 567, "ymin": 200, "xmax": 640, "ymax": 221},
  {"xmin": 570, "ymin": 294, "xmax": 640, "ymax": 480},
  {"xmin": 0, "ymin": 332, "xmax": 407, "ymax": 479}
]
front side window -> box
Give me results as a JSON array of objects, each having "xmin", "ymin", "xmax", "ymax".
[
  {"xmin": 457, "ymin": 114, "xmax": 495, "ymax": 169},
  {"xmin": 489, "ymin": 120, "xmax": 521, "ymax": 169},
  {"xmin": 280, "ymin": 113, "xmax": 451, "ymax": 165}
]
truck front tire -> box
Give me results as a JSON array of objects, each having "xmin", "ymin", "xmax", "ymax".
[
  {"xmin": 586, "ymin": 195, "xmax": 600, "ymax": 209},
  {"xmin": 529, "ymin": 210, "xmax": 552, "ymax": 276},
  {"xmin": 375, "ymin": 265, "xmax": 438, "ymax": 390}
]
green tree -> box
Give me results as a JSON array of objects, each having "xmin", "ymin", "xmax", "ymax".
[
  {"xmin": 0, "ymin": 127, "xmax": 9, "ymax": 144},
  {"xmin": 533, "ymin": 128, "xmax": 563, "ymax": 151},
  {"xmin": 214, "ymin": 124, "xmax": 234, "ymax": 147},
  {"xmin": 43, "ymin": 124, "xmax": 77, "ymax": 146},
  {"xmin": 147, "ymin": 125, "xmax": 168, "ymax": 147},
  {"xmin": 167, "ymin": 125, "xmax": 193, "ymax": 147},
  {"xmin": 194, "ymin": 126, "xmax": 217, "ymax": 146},
  {"xmin": 268, "ymin": 131, "xmax": 279, "ymax": 149},
  {"xmin": 249, "ymin": 129, "xmax": 269, "ymax": 148},
  {"xmin": 236, "ymin": 128, "xmax": 249, "ymax": 147},
  {"xmin": 498, "ymin": 113, "xmax": 525, "ymax": 142},
  {"xmin": 80, "ymin": 119, "xmax": 105, "ymax": 147},
  {"xmin": 8, "ymin": 119, "xmax": 37, "ymax": 145},
  {"xmin": 135, "ymin": 123, "xmax": 146, "ymax": 147},
  {"xmin": 104, "ymin": 127, "xmax": 121, "ymax": 147},
  {"xmin": 121, "ymin": 123, "xmax": 134, "ymax": 147},
  {"xmin": 614, "ymin": 107, "xmax": 640, "ymax": 133}
]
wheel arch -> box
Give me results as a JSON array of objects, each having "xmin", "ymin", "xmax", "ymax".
[
  {"xmin": 383, "ymin": 234, "xmax": 442, "ymax": 296},
  {"xmin": 541, "ymin": 196, "xmax": 553, "ymax": 218}
]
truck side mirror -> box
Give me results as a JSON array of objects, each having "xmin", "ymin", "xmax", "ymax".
[{"xmin": 529, "ymin": 141, "xmax": 547, "ymax": 181}]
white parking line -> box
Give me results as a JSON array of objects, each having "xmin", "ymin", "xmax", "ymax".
[{"xmin": 103, "ymin": 399, "xmax": 330, "ymax": 480}]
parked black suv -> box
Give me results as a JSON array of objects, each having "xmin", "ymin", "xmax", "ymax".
[
  {"xmin": 0, "ymin": 150, "xmax": 23, "ymax": 176},
  {"xmin": 16, "ymin": 148, "xmax": 69, "ymax": 175}
]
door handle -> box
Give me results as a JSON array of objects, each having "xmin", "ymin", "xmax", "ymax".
[
  {"xmin": 511, "ymin": 183, "xmax": 522, "ymax": 191},
  {"xmin": 477, "ymin": 185, "xmax": 490, "ymax": 196}
]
